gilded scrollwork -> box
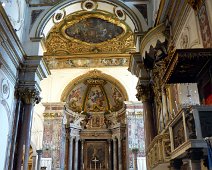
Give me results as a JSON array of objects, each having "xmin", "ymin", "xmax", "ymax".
[{"xmin": 44, "ymin": 11, "xmax": 134, "ymax": 56}]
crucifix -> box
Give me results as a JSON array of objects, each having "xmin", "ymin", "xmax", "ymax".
[{"xmin": 92, "ymin": 157, "xmax": 99, "ymax": 170}]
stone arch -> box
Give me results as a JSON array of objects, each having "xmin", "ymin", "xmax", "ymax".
[{"xmin": 30, "ymin": 0, "xmax": 147, "ymax": 39}]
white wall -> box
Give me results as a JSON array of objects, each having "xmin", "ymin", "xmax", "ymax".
[
  {"xmin": 0, "ymin": 70, "xmax": 15, "ymax": 170},
  {"xmin": 2, "ymin": 0, "xmax": 28, "ymax": 43},
  {"xmin": 40, "ymin": 67, "xmax": 138, "ymax": 103},
  {"xmin": 175, "ymin": 9, "xmax": 203, "ymax": 49},
  {"xmin": 0, "ymin": 105, "xmax": 9, "ymax": 170},
  {"xmin": 31, "ymin": 103, "xmax": 45, "ymax": 150}
]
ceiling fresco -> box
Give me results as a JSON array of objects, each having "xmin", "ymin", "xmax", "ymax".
[
  {"xmin": 67, "ymin": 78, "xmax": 125, "ymax": 113},
  {"xmin": 65, "ymin": 17, "xmax": 124, "ymax": 44},
  {"xmin": 64, "ymin": 70, "xmax": 127, "ymax": 113}
]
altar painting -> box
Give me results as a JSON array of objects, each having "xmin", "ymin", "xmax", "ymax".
[
  {"xmin": 65, "ymin": 17, "xmax": 124, "ymax": 44},
  {"xmin": 85, "ymin": 141, "xmax": 108, "ymax": 170}
]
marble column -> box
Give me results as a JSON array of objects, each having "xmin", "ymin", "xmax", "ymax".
[
  {"xmin": 113, "ymin": 138, "xmax": 117, "ymax": 170},
  {"xmin": 81, "ymin": 139, "xmax": 84, "ymax": 170},
  {"xmin": 68, "ymin": 136, "xmax": 74, "ymax": 170},
  {"xmin": 14, "ymin": 88, "xmax": 41, "ymax": 170},
  {"xmin": 74, "ymin": 137, "xmax": 79, "ymax": 170},
  {"xmin": 36, "ymin": 150, "xmax": 42, "ymax": 170},
  {"xmin": 187, "ymin": 148, "xmax": 203, "ymax": 170},
  {"xmin": 136, "ymin": 83, "xmax": 156, "ymax": 148},
  {"xmin": 108, "ymin": 139, "xmax": 112, "ymax": 170},
  {"xmin": 65, "ymin": 127, "xmax": 69, "ymax": 170},
  {"xmin": 170, "ymin": 159, "xmax": 183, "ymax": 170},
  {"xmin": 118, "ymin": 138, "xmax": 122, "ymax": 170},
  {"xmin": 61, "ymin": 125, "xmax": 67, "ymax": 170},
  {"xmin": 22, "ymin": 103, "xmax": 34, "ymax": 170}
]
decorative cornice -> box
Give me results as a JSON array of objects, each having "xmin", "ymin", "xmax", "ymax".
[
  {"xmin": 44, "ymin": 55, "xmax": 130, "ymax": 69},
  {"xmin": 44, "ymin": 10, "xmax": 135, "ymax": 56}
]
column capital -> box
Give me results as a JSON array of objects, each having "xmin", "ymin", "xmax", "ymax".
[
  {"xmin": 15, "ymin": 88, "xmax": 41, "ymax": 105},
  {"xmin": 36, "ymin": 150, "xmax": 43, "ymax": 155},
  {"xmin": 136, "ymin": 83, "xmax": 151, "ymax": 102}
]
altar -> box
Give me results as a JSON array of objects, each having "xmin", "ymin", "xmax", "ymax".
[
  {"xmin": 61, "ymin": 75, "xmax": 127, "ymax": 170},
  {"xmin": 84, "ymin": 141, "xmax": 108, "ymax": 170}
]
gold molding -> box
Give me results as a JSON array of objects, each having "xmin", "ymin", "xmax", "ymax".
[
  {"xmin": 44, "ymin": 10, "xmax": 135, "ymax": 56},
  {"xmin": 155, "ymin": 0, "xmax": 166, "ymax": 26}
]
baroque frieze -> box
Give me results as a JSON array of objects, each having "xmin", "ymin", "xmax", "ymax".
[
  {"xmin": 43, "ymin": 112, "xmax": 63, "ymax": 119},
  {"xmin": 44, "ymin": 11, "xmax": 135, "ymax": 56},
  {"xmin": 44, "ymin": 56, "xmax": 129, "ymax": 69}
]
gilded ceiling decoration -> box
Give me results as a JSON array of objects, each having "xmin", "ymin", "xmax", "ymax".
[
  {"xmin": 44, "ymin": 11, "xmax": 135, "ymax": 56},
  {"xmin": 61, "ymin": 70, "xmax": 128, "ymax": 113}
]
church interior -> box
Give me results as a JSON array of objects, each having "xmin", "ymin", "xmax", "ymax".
[{"xmin": 0, "ymin": 0, "xmax": 211, "ymax": 170}]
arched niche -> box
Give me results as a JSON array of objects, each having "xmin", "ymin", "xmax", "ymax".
[
  {"xmin": 31, "ymin": 0, "xmax": 147, "ymax": 38},
  {"xmin": 61, "ymin": 69, "xmax": 128, "ymax": 114},
  {"xmin": 27, "ymin": 0, "xmax": 148, "ymax": 56}
]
